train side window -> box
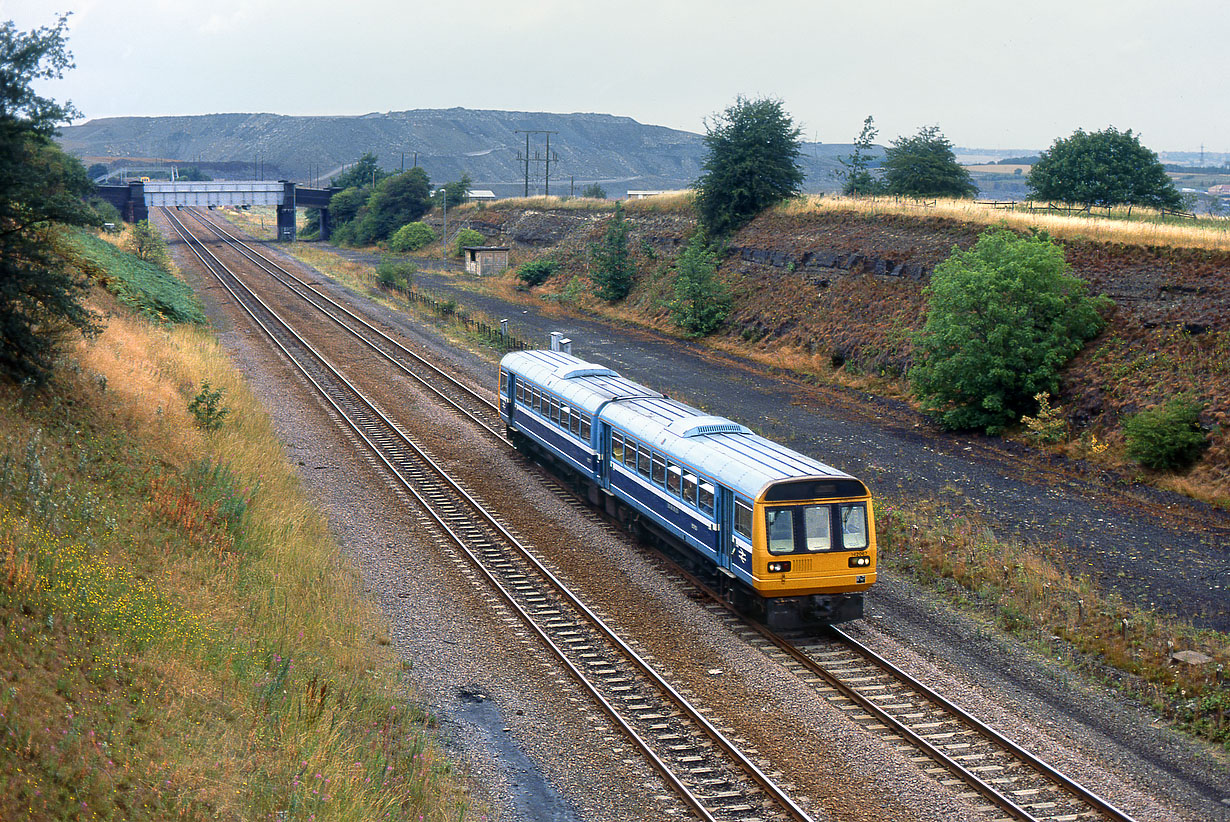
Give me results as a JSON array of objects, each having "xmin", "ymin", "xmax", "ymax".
[
  {"xmin": 580, "ymin": 414, "xmax": 591, "ymax": 440},
  {"xmin": 840, "ymin": 503, "xmax": 869, "ymax": 550},
  {"xmin": 734, "ymin": 497, "xmax": 753, "ymax": 538},
  {"xmin": 570, "ymin": 409, "xmax": 581, "ymax": 436},
  {"xmin": 766, "ymin": 508, "xmax": 794, "ymax": 555},
  {"xmin": 560, "ymin": 404, "xmax": 570, "ymax": 430},
  {"xmin": 698, "ymin": 482, "xmax": 715, "ymax": 516},
  {"xmin": 532, "ymin": 387, "xmax": 541, "ymax": 413},
  {"xmin": 500, "ymin": 371, "xmax": 508, "ymax": 396},
  {"xmin": 516, "ymin": 382, "xmax": 524, "ymax": 403},
  {"xmin": 666, "ymin": 463, "xmax": 682, "ymax": 496},
  {"xmin": 637, "ymin": 445, "xmax": 652, "ymax": 479},
  {"xmin": 681, "ymin": 473, "xmax": 698, "ymax": 507},
  {"xmin": 550, "ymin": 398, "xmax": 561, "ymax": 424},
  {"xmin": 803, "ymin": 505, "xmax": 832, "ymax": 551},
  {"xmin": 651, "ymin": 453, "xmax": 666, "ymax": 487},
  {"xmin": 612, "ymin": 431, "xmax": 625, "ymax": 463},
  {"xmin": 623, "ymin": 437, "xmax": 638, "ymax": 468}
]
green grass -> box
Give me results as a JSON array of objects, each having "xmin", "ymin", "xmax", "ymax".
[{"xmin": 64, "ymin": 229, "xmax": 206, "ymax": 325}]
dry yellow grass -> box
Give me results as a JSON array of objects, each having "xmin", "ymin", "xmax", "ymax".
[
  {"xmin": 1, "ymin": 285, "xmax": 470, "ymax": 819},
  {"xmin": 777, "ymin": 194, "xmax": 1230, "ymax": 252}
]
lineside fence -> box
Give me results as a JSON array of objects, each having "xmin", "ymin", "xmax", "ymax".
[
  {"xmin": 975, "ymin": 200, "xmax": 1198, "ymax": 220},
  {"xmin": 376, "ymin": 281, "xmax": 533, "ymax": 353}
]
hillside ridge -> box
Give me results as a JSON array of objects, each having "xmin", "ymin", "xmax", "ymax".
[{"xmin": 57, "ymin": 107, "xmax": 858, "ymax": 197}]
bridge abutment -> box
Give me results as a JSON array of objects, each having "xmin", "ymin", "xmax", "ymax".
[{"xmin": 276, "ymin": 181, "xmax": 297, "ymax": 241}]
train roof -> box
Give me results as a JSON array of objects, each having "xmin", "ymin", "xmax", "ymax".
[
  {"xmin": 502, "ymin": 349, "xmax": 864, "ymax": 502},
  {"xmin": 601, "ymin": 396, "xmax": 863, "ymax": 502},
  {"xmin": 501, "ymin": 349, "xmax": 662, "ymax": 415}
]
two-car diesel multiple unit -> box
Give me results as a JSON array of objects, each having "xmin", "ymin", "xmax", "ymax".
[{"xmin": 499, "ymin": 348, "xmax": 876, "ymax": 627}]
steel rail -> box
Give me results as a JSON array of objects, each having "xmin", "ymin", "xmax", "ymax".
[
  {"xmin": 163, "ymin": 208, "xmax": 813, "ymax": 822},
  {"xmin": 176, "ymin": 209, "xmax": 1134, "ymax": 822},
  {"xmin": 594, "ymin": 525, "xmax": 1139, "ymax": 822},
  {"xmin": 829, "ymin": 626, "xmax": 1136, "ymax": 822},
  {"xmin": 182, "ymin": 209, "xmax": 504, "ymax": 435}
]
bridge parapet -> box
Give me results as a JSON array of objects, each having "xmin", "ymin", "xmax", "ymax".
[
  {"xmin": 95, "ymin": 181, "xmax": 337, "ymax": 241},
  {"xmin": 143, "ymin": 181, "xmax": 286, "ymax": 208}
]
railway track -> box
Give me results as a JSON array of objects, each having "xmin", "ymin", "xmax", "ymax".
[
  {"xmin": 176, "ymin": 209, "xmax": 1139, "ymax": 822},
  {"xmin": 537, "ymin": 481, "xmax": 1138, "ymax": 822},
  {"xmin": 181, "ymin": 208, "xmax": 506, "ymax": 439},
  {"xmin": 163, "ymin": 207, "xmax": 815, "ymax": 822}
]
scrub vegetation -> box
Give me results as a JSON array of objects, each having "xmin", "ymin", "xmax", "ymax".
[
  {"xmin": 0, "ymin": 274, "xmax": 470, "ymax": 819},
  {"xmin": 876, "ymin": 500, "xmax": 1229, "ymax": 748}
]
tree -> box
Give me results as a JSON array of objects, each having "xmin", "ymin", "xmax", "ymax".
[
  {"xmin": 881, "ymin": 125, "xmax": 976, "ymax": 199},
  {"xmin": 351, "ymin": 168, "xmax": 431, "ymax": 245},
  {"xmin": 176, "ymin": 166, "xmax": 210, "ymax": 181},
  {"xmin": 590, "ymin": 202, "xmax": 634, "ymax": 300},
  {"xmin": 694, "ymin": 96, "xmax": 804, "ymax": 237},
  {"xmin": 581, "ymin": 182, "xmax": 606, "ymax": 199},
  {"xmin": 330, "ymin": 152, "xmax": 387, "ymax": 190},
  {"xmin": 124, "ymin": 220, "xmax": 169, "ymax": 270},
  {"xmin": 909, "ymin": 228, "xmax": 1111, "ymax": 434},
  {"xmin": 434, "ymin": 173, "xmax": 471, "ymax": 208},
  {"xmin": 835, "ymin": 115, "xmax": 883, "ymax": 196},
  {"xmin": 1027, "ymin": 127, "xmax": 1182, "ymax": 212},
  {"xmin": 86, "ymin": 161, "xmax": 108, "ymax": 180},
  {"xmin": 669, "ymin": 233, "xmax": 729, "ymax": 336},
  {"xmin": 0, "ymin": 15, "xmax": 102, "ymax": 385},
  {"xmin": 326, "ymin": 186, "xmax": 368, "ymax": 245}
]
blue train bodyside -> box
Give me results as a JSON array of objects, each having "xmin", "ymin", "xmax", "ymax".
[{"xmin": 500, "ymin": 348, "xmax": 871, "ymax": 625}]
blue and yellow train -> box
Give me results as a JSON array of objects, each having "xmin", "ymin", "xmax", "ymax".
[{"xmin": 499, "ymin": 347, "xmax": 876, "ymax": 628}]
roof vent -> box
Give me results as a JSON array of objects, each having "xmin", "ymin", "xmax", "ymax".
[
  {"xmin": 666, "ymin": 415, "xmax": 751, "ymax": 438},
  {"xmin": 554, "ymin": 364, "xmax": 617, "ymax": 380}
]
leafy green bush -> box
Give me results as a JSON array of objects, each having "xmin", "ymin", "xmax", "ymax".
[
  {"xmin": 669, "ymin": 233, "xmax": 729, "ymax": 336},
  {"xmin": 87, "ymin": 197, "xmax": 122, "ymax": 227},
  {"xmin": 389, "ymin": 221, "xmax": 436, "ymax": 252},
  {"xmin": 517, "ymin": 259, "xmax": 559, "ymax": 287},
  {"xmin": 451, "ymin": 228, "xmax": 485, "ymax": 257},
  {"xmin": 376, "ymin": 258, "xmax": 415, "ymax": 290},
  {"xmin": 1123, "ymin": 398, "xmax": 1208, "ymax": 470},
  {"xmin": 910, "ymin": 228, "xmax": 1110, "ymax": 434}
]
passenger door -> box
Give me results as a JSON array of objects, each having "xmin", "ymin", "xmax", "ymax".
[{"xmin": 718, "ymin": 486, "xmax": 735, "ymax": 573}]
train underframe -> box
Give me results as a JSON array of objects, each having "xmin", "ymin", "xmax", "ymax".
[{"xmin": 510, "ymin": 428, "xmax": 863, "ymax": 631}]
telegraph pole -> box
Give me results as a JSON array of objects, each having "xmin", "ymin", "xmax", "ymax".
[{"xmin": 516, "ymin": 129, "xmax": 559, "ymax": 196}]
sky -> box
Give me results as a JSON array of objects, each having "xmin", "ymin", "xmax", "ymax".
[{"xmin": 3, "ymin": 0, "xmax": 1227, "ymax": 154}]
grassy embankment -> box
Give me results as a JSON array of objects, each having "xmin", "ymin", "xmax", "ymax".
[
  {"xmin": 222, "ymin": 202, "xmax": 1230, "ymax": 750},
  {"xmin": 0, "ymin": 227, "xmax": 469, "ymax": 820}
]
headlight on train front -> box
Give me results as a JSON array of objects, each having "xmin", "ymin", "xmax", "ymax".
[
  {"xmin": 848, "ymin": 555, "xmax": 871, "ymax": 568},
  {"xmin": 767, "ymin": 561, "xmax": 791, "ymax": 573}
]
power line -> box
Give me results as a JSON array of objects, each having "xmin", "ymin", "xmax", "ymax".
[{"xmin": 515, "ymin": 130, "xmax": 559, "ymax": 196}]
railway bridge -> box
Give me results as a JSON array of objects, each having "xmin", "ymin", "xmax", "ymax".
[{"xmin": 94, "ymin": 180, "xmax": 336, "ymax": 241}]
